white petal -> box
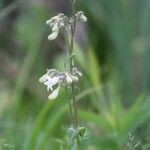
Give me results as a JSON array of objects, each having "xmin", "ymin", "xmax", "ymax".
[
  {"xmin": 76, "ymin": 11, "xmax": 87, "ymax": 23},
  {"xmin": 80, "ymin": 14, "xmax": 87, "ymax": 22},
  {"xmin": 52, "ymin": 23, "xmax": 58, "ymax": 32},
  {"xmin": 59, "ymin": 22, "xmax": 64, "ymax": 28},
  {"xmin": 47, "ymin": 76, "xmax": 59, "ymax": 85},
  {"xmin": 46, "ymin": 16, "xmax": 59, "ymax": 25},
  {"xmin": 39, "ymin": 74, "xmax": 48, "ymax": 83},
  {"xmin": 66, "ymin": 73, "xmax": 73, "ymax": 84},
  {"xmin": 47, "ymin": 69, "xmax": 56, "ymax": 75},
  {"xmin": 44, "ymin": 81, "xmax": 53, "ymax": 91},
  {"xmin": 48, "ymin": 87, "xmax": 60, "ymax": 100},
  {"xmin": 48, "ymin": 31, "xmax": 58, "ymax": 40},
  {"xmin": 47, "ymin": 85, "xmax": 52, "ymax": 91},
  {"xmin": 78, "ymin": 72, "xmax": 82, "ymax": 77},
  {"xmin": 71, "ymin": 75, "xmax": 79, "ymax": 82},
  {"xmin": 46, "ymin": 19, "xmax": 52, "ymax": 25},
  {"xmin": 44, "ymin": 76, "xmax": 59, "ymax": 91}
]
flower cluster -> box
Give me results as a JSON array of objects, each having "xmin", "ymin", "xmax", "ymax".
[
  {"xmin": 39, "ymin": 68, "xmax": 82, "ymax": 100},
  {"xmin": 46, "ymin": 11, "xmax": 87, "ymax": 40}
]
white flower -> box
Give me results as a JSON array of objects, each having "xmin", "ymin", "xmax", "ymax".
[
  {"xmin": 39, "ymin": 69, "xmax": 57, "ymax": 83},
  {"xmin": 70, "ymin": 75, "xmax": 79, "ymax": 82},
  {"xmin": 52, "ymin": 23, "xmax": 58, "ymax": 32},
  {"xmin": 46, "ymin": 11, "xmax": 87, "ymax": 41},
  {"xmin": 46, "ymin": 14, "xmax": 63, "ymax": 27},
  {"xmin": 76, "ymin": 11, "xmax": 87, "ymax": 22},
  {"xmin": 48, "ymin": 31, "xmax": 59, "ymax": 40},
  {"xmin": 44, "ymin": 76, "xmax": 59, "ymax": 91},
  {"xmin": 48, "ymin": 86, "xmax": 60, "ymax": 100},
  {"xmin": 39, "ymin": 74, "xmax": 48, "ymax": 83},
  {"xmin": 46, "ymin": 13, "xmax": 67, "ymax": 41},
  {"xmin": 65, "ymin": 72, "xmax": 73, "ymax": 84},
  {"xmin": 72, "ymin": 67, "xmax": 83, "ymax": 77},
  {"xmin": 39, "ymin": 68, "xmax": 82, "ymax": 100}
]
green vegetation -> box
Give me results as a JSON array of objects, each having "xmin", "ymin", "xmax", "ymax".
[{"xmin": 0, "ymin": 0, "xmax": 149, "ymax": 149}]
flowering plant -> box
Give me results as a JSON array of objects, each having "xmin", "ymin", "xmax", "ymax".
[{"xmin": 39, "ymin": 0, "xmax": 87, "ymax": 149}]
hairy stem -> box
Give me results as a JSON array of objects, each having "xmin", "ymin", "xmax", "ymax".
[
  {"xmin": 69, "ymin": 0, "xmax": 77, "ymax": 127},
  {"xmin": 65, "ymin": 87, "xmax": 75, "ymax": 127},
  {"xmin": 69, "ymin": 0, "xmax": 80, "ymax": 149}
]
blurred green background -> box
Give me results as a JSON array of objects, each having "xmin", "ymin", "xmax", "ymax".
[{"xmin": 0, "ymin": 0, "xmax": 150, "ymax": 149}]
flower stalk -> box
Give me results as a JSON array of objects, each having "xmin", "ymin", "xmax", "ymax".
[
  {"xmin": 70, "ymin": 0, "xmax": 77, "ymax": 124},
  {"xmin": 39, "ymin": 0, "xmax": 87, "ymax": 148}
]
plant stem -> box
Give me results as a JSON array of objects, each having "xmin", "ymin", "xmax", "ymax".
[
  {"xmin": 69, "ymin": 0, "xmax": 77, "ymax": 127},
  {"xmin": 64, "ymin": 12, "xmax": 80, "ymax": 148},
  {"xmin": 69, "ymin": 0, "xmax": 80, "ymax": 149},
  {"xmin": 65, "ymin": 87, "xmax": 75, "ymax": 127}
]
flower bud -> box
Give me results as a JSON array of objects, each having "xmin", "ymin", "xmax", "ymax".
[
  {"xmin": 48, "ymin": 31, "xmax": 58, "ymax": 40},
  {"xmin": 71, "ymin": 75, "xmax": 79, "ymax": 82},
  {"xmin": 48, "ymin": 87, "xmax": 60, "ymax": 100},
  {"xmin": 66, "ymin": 73, "xmax": 73, "ymax": 84},
  {"xmin": 52, "ymin": 23, "xmax": 58, "ymax": 32},
  {"xmin": 78, "ymin": 72, "xmax": 83, "ymax": 77},
  {"xmin": 80, "ymin": 14, "xmax": 87, "ymax": 22},
  {"xmin": 76, "ymin": 11, "xmax": 87, "ymax": 22},
  {"xmin": 39, "ymin": 74, "xmax": 48, "ymax": 83}
]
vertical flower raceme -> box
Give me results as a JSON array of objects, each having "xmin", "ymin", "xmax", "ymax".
[
  {"xmin": 40, "ymin": 11, "xmax": 86, "ymax": 100},
  {"xmin": 39, "ymin": 5, "xmax": 87, "ymax": 148}
]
